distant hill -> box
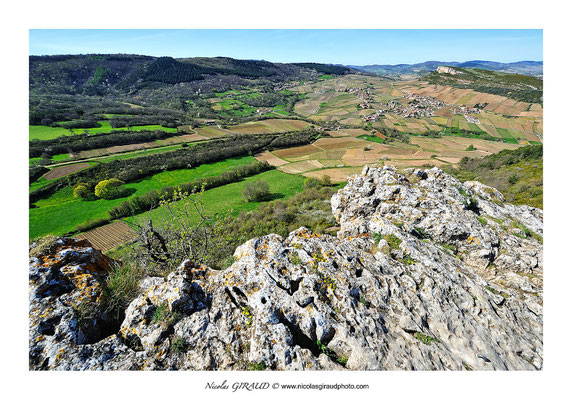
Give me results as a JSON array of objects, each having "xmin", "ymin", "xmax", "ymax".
[
  {"xmin": 350, "ymin": 60, "xmax": 543, "ymax": 78},
  {"xmin": 29, "ymin": 54, "xmax": 355, "ymax": 96},
  {"xmin": 424, "ymin": 66, "xmax": 543, "ymax": 104}
]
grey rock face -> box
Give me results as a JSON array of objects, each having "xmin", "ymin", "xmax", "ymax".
[{"xmin": 29, "ymin": 166, "xmax": 543, "ymax": 370}]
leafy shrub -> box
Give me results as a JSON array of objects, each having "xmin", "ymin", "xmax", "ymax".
[
  {"xmin": 131, "ymin": 190, "xmax": 241, "ymax": 275},
  {"xmin": 303, "ymin": 177, "xmax": 321, "ymax": 189},
  {"xmin": 73, "ymin": 182, "xmax": 92, "ymax": 199},
  {"xmin": 94, "ymin": 178, "xmax": 125, "ymax": 199},
  {"xmin": 320, "ymin": 175, "xmax": 332, "ymax": 186},
  {"xmin": 242, "ymin": 180, "xmax": 270, "ymax": 202}
]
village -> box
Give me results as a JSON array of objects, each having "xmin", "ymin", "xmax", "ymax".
[{"xmin": 356, "ymin": 92, "xmax": 482, "ymax": 124}]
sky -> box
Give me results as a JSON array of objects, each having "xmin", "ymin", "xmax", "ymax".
[{"xmin": 29, "ymin": 29, "xmax": 542, "ymax": 65}]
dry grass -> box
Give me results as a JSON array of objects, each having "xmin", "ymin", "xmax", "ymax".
[
  {"xmin": 254, "ymin": 151, "xmax": 289, "ymax": 166},
  {"xmin": 302, "ymin": 167, "xmax": 363, "ymax": 183},
  {"xmin": 278, "ymin": 160, "xmax": 324, "ymax": 174}
]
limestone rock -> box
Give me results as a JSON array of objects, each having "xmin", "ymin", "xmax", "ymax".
[{"xmin": 29, "ymin": 166, "xmax": 543, "ymax": 370}]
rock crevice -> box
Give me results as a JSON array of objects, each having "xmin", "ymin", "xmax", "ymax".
[{"xmin": 29, "ymin": 166, "xmax": 543, "ymax": 370}]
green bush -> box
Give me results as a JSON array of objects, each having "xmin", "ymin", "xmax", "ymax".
[
  {"xmin": 242, "ymin": 180, "xmax": 270, "ymax": 202},
  {"xmin": 320, "ymin": 175, "xmax": 332, "ymax": 186},
  {"xmin": 73, "ymin": 183, "xmax": 92, "ymax": 199},
  {"xmin": 94, "ymin": 178, "xmax": 125, "ymax": 199},
  {"xmin": 303, "ymin": 177, "xmax": 321, "ymax": 189},
  {"xmin": 508, "ymin": 173, "xmax": 519, "ymax": 184}
]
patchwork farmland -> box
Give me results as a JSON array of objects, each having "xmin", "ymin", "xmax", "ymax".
[{"xmin": 30, "ymin": 67, "xmax": 541, "ymax": 254}]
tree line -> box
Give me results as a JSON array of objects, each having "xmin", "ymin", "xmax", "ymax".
[
  {"xmin": 29, "ymin": 129, "xmax": 320, "ymax": 205},
  {"xmin": 29, "ymin": 129, "xmax": 183, "ymax": 158},
  {"xmin": 106, "ymin": 161, "xmax": 272, "ymax": 221}
]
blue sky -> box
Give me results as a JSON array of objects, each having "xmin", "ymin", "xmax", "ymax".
[{"xmin": 29, "ymin": 29, "xmax": 542, "ymax": 65}]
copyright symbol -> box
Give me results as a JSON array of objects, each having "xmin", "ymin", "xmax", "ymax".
[{"xmin": 272, "ymin": 383, "xmax": 279, "ymax": 389}]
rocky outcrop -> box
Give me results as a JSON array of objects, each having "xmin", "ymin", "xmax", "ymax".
[
  {"xmin": 29, "ymin": 166, "xmax": 543, "ymax": 370},
  {"xmin": 436, "ymin": 66, "xmax": 460, "ymax": 75}
]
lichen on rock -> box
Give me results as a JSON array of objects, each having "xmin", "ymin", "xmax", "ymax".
[{"xmin": 29, "ymin": 166, "xmax": 543, "ymax": 370}]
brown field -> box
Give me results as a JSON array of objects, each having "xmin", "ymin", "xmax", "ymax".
[
  {"xmin": 156, "ymin": 133, "xmax": 208, "ymax": 145},
  {"xmin": 75, "ymin": 221, "xmax": 137, "ymax": 252},
  {"xmin": 523, "ymin": 132, "xmax": 541, "ymax": 142},
  {"xmin": 77, "ymin": 148, "xmax": 109, "ymax": 158},
  {"xmin": 339, "ymin": 117, "xmax": 363, "ymax": 126},
  {"xmin": 278, "ymin": 160, "xmax": 324, "ymax": 174},
  {"xmin": 302, "ymin": 167, "xmax": 363, "ymax": 183},
  {"xmin": 294, "ymin": 92, "xmax": 337, "ymax": 115},
  {"xmin": 43, "ymin": 163, "xmax": 91, "ymax": 180},
  {"xmin": 313, "ymin": 137, "xmax": 366, "ymax": 151},
  {"xmin": 254, "ymin": 151, "xmax": 289, "ymax": 167},
  {"xmin": 78, "ymin": 134, "xmax": 207, "ymax": 158},
  {"xmin": 326, "ymin": 130, "xmax": 350, "ymax": 137},
  {"xmin": 274, "ymin": 144, "xmax": 322, "ymax": 159},
  {"xmin": 342, "ymin": 148, "xmax": 384, "ymax": 166},
  {"xmin": 386, "ymin": 159, "xmax": 449, "ymax": 168},
  {"xmin": 195, "ymin": 126, "xmax": 229, "ymax": 137},
  {"xmin": 106, "ymin": 143, "xmax": 150, "ymax": 153},
  {"xmin": 226, "ymin": 119, "xmax": 311, "ymax": 134}
]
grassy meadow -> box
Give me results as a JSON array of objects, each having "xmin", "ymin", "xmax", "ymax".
[
  {"xmin": 29, "ymin": 156, "xmax": 256, "ymax": 239},
  {"xmin": 126, "ymin": 169, "xmax": 306, "ymax": 229}
]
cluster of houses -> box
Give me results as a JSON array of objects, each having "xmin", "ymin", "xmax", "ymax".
[
  {"xmin": 453, "ymin": 105, "xmax": 481, "ymax": 115},
  {"xmin": 256, "ymin": 107, "xmax": 273, "ymax": 115},
  {"xmin": 380, "ymin": 94, "xmax": 445, "ymax": 118},
  {"xmin": 464, "ymin": 114, "xmax": 480, "ymax": 124},
  {"xmin": 362, "ymin": 110, "xmax": 385, "ymax": 122},
  {"xmin": 349, "ymin": 87, "xmax": 374, "ymax": 109}
]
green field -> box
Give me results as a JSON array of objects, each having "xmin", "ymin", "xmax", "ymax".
[
  {"xmin": 29, "ymin": 177, "xmax": 50, "ymax": 193},
  {"xmin": 272, "ymin": 104, "xmax": 290, "ymax": 115},
  {"xmin": 212, "ymin": 98, "xmax": 258, "ymax": 117},
  {"xmin": 29, "ymin": 156, "xmax": 256, "ymax": 239},
  {"xmin": 496, "ymin": 128, "xmax": 519, "ymax": 144},
  {"xmin": 52, "ymin": 153, "xmax": 70, "ymax": 162},
  {"xmin": 30, "ymin": 153, "xmax": 71, "ymax": 166},
  {"xmin": 29, "ymin": 157, "xmax": 42, "ymax": 166},
  {"xmin": 358, "ymin": 134, "xmax": 384, "ymax": 144},
  {"xmin": 214, "ymin": 90, "xmax": 241, "ymax": 97},
  {"xmin": 30, "ymin": 121, "xmax": 178, "ymax": 141},
  {"xmin": 126, "ymin": 169, "xmax": 306, "ymax": 228}
]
